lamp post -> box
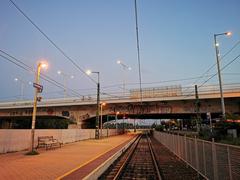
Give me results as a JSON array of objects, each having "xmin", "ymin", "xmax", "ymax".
[
  {"xmin": 106, "ymin": 115, "xmax": 109, "ymax": 137},
  {"xmin": 30, "ymin": 61, "xmax": 48, "ymax": 153},
  {"xmin": 115, "ymin": 111, "xmax": 119, "ymax": 134},
  {"xmin": 57, "ymin": 70, "xmax": 74, "ymax": 98},
  {"xmin": 14, "ymin": 78, "xmax": 32, "ymax": 100},
  {"xmin": 117, "ymin": 60, "xmax": 131, "ymax": 97},
  {"xmin": 14, "ymin": 78, "xmax": 24, "ymax": 100},
  {"xmin": 86, "ymin": 70, "xmax": 100, "ymax": 139},
  {"xmin": 100, "ymin": 102, "xmax": 106, "ymax": 138},
  {"xmin": 123, "ymin": 114, "xmax": 126, "ymax": 133},
  {"xmin": 214, "ymin": 31, "xmax": 231, "ymax": 120}
]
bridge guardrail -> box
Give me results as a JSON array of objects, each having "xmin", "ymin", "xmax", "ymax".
[{"xmin": 0, "ymin": 83, "xmax": 240, "ymax": 109}]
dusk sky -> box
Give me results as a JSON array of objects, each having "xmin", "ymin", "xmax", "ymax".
[{"xmin": 0, "ymin": 0, "xmax": 240, "ymax": 101}]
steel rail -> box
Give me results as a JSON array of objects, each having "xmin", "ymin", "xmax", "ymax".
[
  {"xmin": 112, "ymin": 134, "xmax": 142, "ymax": 180},
  {"xmin": 147, "ymin": 135, "xmax": 162, "ymax": 180},
  {"xmin": 112, "ymin": 133, "xmax": 162, "ymax": 180}
]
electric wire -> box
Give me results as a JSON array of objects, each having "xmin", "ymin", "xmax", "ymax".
[
  {"xmin": 0, "ymin": 52, "xmax": 82, "ymax": 97},
  {"xmin": 0, "ymin": 49, "xmax": 84, "ymax": 97},
  {"xmin": 134, "ymin": 0, "xmax": 143, "ymax": 104},
  {"xmin": 183, "ymin": 53, "xmax": 240, "ymax": 98},
  {"xmin": 8, "ymin": 0, "xmax": 96, "ymax": 84},
  {"xmin": 68, "ymin": 72, "xmax": 240, "ymax": 93},
  {"xmin": 198, "ymin": 53, "xmax": 240, "ymax": 88},
  {"xmin": 197, "ymin": 39, "xmax": 240, "ymax": 85},
  {"xmin": 6, "ymin": 0, "xmax": 240, "ymax": 101},
  {"xmin": 182, "ymin": 39, "xmax": 240, "ymax": 95}
]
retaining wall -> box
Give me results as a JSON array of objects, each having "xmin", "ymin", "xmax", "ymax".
[{"xmin": 0, "ymin": 129, "xmax": 120, "ymax": 153}]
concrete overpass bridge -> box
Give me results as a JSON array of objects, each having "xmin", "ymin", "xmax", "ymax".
[{"xmin": 0, "ymin": 83, "xmax": 240, "ymax": 128}]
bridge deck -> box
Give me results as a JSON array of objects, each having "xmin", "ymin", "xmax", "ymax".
[{"xmin": 0, "ymin": 134, "xmax": 135, "ymax": 180}]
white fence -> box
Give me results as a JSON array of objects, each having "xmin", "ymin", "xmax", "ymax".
[
  {"xmin": 0, "ymin": 129, "xmax": 120, "ymax": 153},
  {"xmin": 153, "ymin": 131, "xmax": 240, "ymax": 180}
]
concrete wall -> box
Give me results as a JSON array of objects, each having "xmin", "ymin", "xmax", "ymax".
[{"xmin": 0, "ymin": 129, "xmax": 120, "ymax": 154}]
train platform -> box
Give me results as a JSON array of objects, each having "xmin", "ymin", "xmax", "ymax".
[{"xmin": 0, "ymin": 133, "xmax": 136, "ymax": 180}]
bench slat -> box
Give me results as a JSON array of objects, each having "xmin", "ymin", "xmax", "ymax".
[{"xmin": 37, "ymin": 136, "xmax": 62, "ymax": 150}]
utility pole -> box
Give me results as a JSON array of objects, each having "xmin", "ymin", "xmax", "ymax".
[
  {"xmin": 86, "ymin": 70, "xmax": 100, "ymax": 139},
  {"xmin": 96, "ymin": 76, "xmax": 100, "ymax": 139},
  {"xmin": 195, "ymin": 85, "xmax": 201, "ymax": 132}
]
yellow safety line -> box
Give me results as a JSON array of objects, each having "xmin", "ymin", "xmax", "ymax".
[{"xmin": 55, "ymin": 136, "xmax": 133, "ymax": 180}]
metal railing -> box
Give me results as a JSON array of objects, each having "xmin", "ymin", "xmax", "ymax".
[
  {"xmin": 153, "ymin": 131, "xmax": 240, "ymax": 180},
  {"xmin": 0, "ymin": 83, "xmax": 240, "ymax": 109}
]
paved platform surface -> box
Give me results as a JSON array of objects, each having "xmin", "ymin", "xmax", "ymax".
[{"xmin": 0, "ymin": 134, "xmax": 136, "ymax": 180}]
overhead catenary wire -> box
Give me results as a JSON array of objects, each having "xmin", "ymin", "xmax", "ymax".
[
  {"xmin": 181, "ymin": 39, "xmax": 240, "ymax": 95},
  {"xmin": 134, "ymin": 0, "xmax": 143, "ymax": 104},
  {"xmin": 183, "ymin": 53, "xmax": 240, "ymax": 98},
  {"xmin": 101, "ymin": 75, "xmax": 220, "ymax": 90},
  {"xmin": 6, "ymin": 0, "xmax": 240, "ymax": 101},
  {"xmin": 8, "ymin": 0, "xmax": 96, "ymax": 84},
  {"xmin": 0, "ymin": 49, "xmax": 84, "ymax": 98},
  {"xmin": 195, "ymin": 39, "xmax": 240, "ymax": 86},
  {"xmin": 198, "ymin": 53, "xmax": 240, "ymax": 88},
  {"xmin": 0, "ymin": 52, "xmax": 82, "ymax": 98}
]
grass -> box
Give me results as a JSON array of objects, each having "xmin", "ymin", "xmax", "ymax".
[{"xmin": 218, "ymin": 137, "xmax": 240, "ymax": 146}]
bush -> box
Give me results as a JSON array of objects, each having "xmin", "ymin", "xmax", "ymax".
[{"xmin": 155, "ymin": 125, "xmax": 164, "ymax": 132}]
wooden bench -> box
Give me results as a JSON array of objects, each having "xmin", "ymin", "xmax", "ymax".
[{"xmin": 37, "ymin": 136, "xmax": 62, "ymax": 150}]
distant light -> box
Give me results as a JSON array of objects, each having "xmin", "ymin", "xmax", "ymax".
[
  {"xmin": 216, "ymin": 43, "xmax": 219, "ymax": 47},
  {"xmin": 117, "ymin": 60, "xmax": 121, "ymax": 64},
  {"xmin": 226, "ymin": 32, "xmax": 232, "ymax": 36},
  {"xmin": 14, "ymin": 78, "xmax": 18, "ymax": 81},
  {"xmin": 101, "ymin": 102, "xmax": 106, "ymax": 106},
  {"xmin": 86, "ymin": 70, "xmax": 92, "ymax": 75},
  {"xmin": 57, "ymin": 70, "xmax": 61, "ymax": 75},
  {"xmin": 116, "ymin": 111, "xmax": 120, "ymax": 115},
  {"xmin": 70, "ymin": 75, "xmax": 74, "ymax": 79},
  {"xmin": 128, "ymin": 67, "xmax": 132, "ymax": 71},
  {"xmin": 28, "ymin": 82, "xmax": 32, "ymax": 85}
]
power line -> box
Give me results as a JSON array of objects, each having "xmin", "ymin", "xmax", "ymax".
[
  {"xmin": 0, "ymin": 49, "xmax": 83, "ymax": 97},
  {"xmin": 183, "ymin": 53, "xmax": 240, "ymax": 98},
  {"xmin": 199, "ymin": 53, "xmax": 240, "ymax": 88},
  {"xmin": 99, "ymin": 73, "xmax": 240, "ymax": 92},
  {"xmin": 100, "ymin": 75, "xmax": 214, "ymax": 90},
  {"xmin": 0, "ymin": 53, "xmax": 32, "ymax": 72},
  {"xmin": 134, "ymin": 0, "xmax": 143, "ymax": 104},
  {"xmin": 224, "ymin": 72, "xmax": 240, "ymax": 75},
  {"xmin": 181, "ymin": 39, "xmax": 240, "ymax": 95},
  {"xmin": 8, "ymin": 0, "xmax": 96, "ymax": 84},
  {"xmin": 221, "ymin": 39, "xmax": 240, "ymax": 60},
  {"xmin": 101, "ymin": 92, "xmax": 122, "ymax": 99}
]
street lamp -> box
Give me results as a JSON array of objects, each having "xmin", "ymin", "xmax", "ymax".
[
  {"xmin": 116, "ymin": 60, "xmax": 131, "ymax": 97},
  {"xmin": 214, "ymin": 31, "xmax": 231, "ymax": 120},
  {"xmin": 86, "ymin": 69, "xmax": 100, "ymax": 139},
  {"xmin": 57, "ymin": 70, "xmax": 74, "ymax": 98},
  {"xmin": 30, "ymin": 61, "xmax": 48, "ymax": 153},
  {"xmin": 115, "ymin": 111, "xmax": 120, "ymax": 134},
  {"xmin": 100, "ymin": 102, "xmax": 106, "ymax": 138}
]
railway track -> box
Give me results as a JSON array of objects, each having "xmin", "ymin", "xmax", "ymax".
[{"xmin": 99, "ymin": 133, "xmax": 162, "ymax": 180}]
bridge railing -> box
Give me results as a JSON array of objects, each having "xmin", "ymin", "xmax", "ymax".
[
  {"xmin": 0, "ymin": 83, "xmax": 240, "ymax": 108},
  {"xmin": 127, "ymin": 83, "xmax": 240, "ymax": 99},
  {"xmin": 153, "ymin": 131, "xmax": 240, "ymax": 180}
]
